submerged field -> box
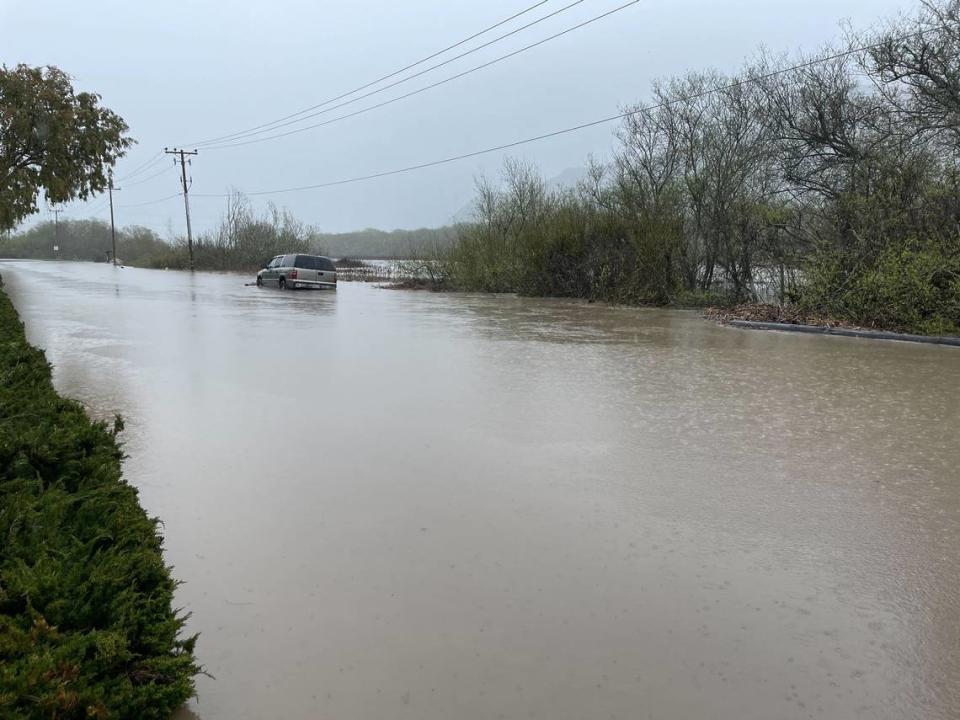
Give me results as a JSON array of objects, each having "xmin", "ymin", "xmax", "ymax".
[{"xmin": 3, "ymin": 260, "xmax": 959, "ymax": 720}]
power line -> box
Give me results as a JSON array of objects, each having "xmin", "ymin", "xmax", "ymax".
[
  {"xmin": 116, "ymin": 152, "xmax": 165, "ymax": 182},
  {"xmin": 122, "ymin": 162, "xmax": 178, "ymax": 188},
  {"xmin": 54, "ymin": 159, "xmax": 173, "ymax": 216},
  {"xmin": 186, "ymin": 0, "xmax": 559, "ymax": 147},
  {"xmin": 59, "ymin": 198, "xmax": 108, "ymax": 216},
  {"xmin": 117, "ymin": 192, "xmax": 183, "ymax": 208},
  {"xmin": 192, "ymin": 26, "xmax": 943, "ymax": 199},
  {"xmin": 193, "ymin": 0, "xmax": 588, "ymax": 148},
  {"xmin": 116, "ymin": 154, "xmax": 162, "ymax": 181},
  {"xmin": 46, "ymin": 185, "xmax": 171, "ymax": 218},
  {"xmin": 87, "ymin": 199, "xmax": 111, "ymax": 215},
  {"xmin": 202, "ymin": 0, "xmax": 641, "ymax": 150}
]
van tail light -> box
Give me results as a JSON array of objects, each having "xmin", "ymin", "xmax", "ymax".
[{"xmin": 289, "ymin": 269, "xmax": 298, "ymax": 280}]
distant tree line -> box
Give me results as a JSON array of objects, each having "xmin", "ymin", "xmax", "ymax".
[
  {"xmin": 186, "ymin": 194, "xmax": 458, "ymax": 267},
  {"xmin": 2, "ymin": 192, "xmax": 459, "ymax": 270},
  {"xmin": 2, "ymin": 219, "xmax": 169, "ymax": 266},
  {"xmin": 443, "ymin": 0, "xmax": 960, "ymax": 334}
]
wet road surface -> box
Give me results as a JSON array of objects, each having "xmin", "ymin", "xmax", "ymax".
[{"xmin": 3, "ymin": 260, "xmax": 959, "ymax": 720}]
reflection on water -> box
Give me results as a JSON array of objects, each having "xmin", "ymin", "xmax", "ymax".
[{"xmin": 3, "ymin": 260, "xmax": 959, "ymax": 720}]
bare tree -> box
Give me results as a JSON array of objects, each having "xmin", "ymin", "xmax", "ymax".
[{"xmin": 864, "ymin": 0, "xmax": 960, "ymax": 147}]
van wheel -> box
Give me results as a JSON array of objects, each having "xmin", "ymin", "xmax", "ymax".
[
  {"xmin": 278, "ymin": 278, "xmax": 287, "ymax": 290},
  {"xmin": 256, "ymin": 276, "xmax": 263, "ymax": 287}
]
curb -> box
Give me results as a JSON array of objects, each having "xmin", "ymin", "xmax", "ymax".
[{"xmin": 727, "ymin": 320, "xmax": 960, "ymax": 347}]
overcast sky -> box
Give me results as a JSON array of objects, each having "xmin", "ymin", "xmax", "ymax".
[{"xmin": 2, "ymin": 0, "xmax": 912, "ymax": 235}]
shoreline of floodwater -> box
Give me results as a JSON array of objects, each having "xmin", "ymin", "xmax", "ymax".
[
  {"xmin": 722, "ymin": 319, "xmax": 960, "ymax": 347},
  {"xmin": 376, "ymin": 280, "xmax": 960, "ymax": 346},
  {"xmin": 703, "ymin": 304, "xmax": 960, "ymax": 346}
]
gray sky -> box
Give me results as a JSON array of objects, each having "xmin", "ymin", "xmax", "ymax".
[{"xmin": 2, "ymin": 0, "xmax": 911, "ymax": 235}]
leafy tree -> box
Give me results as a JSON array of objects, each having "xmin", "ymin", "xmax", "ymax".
[{"xmin": 0, "ymin": 64, "xmax": 132, "ymax": 230}]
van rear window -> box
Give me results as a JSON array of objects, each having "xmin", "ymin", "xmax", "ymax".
[{"xmin": 318, "ymin": 257, "xmax": 336, "ymax": 271}]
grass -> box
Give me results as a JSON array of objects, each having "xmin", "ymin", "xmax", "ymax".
[{"xmin": 0, "ymin": 288, "xmax": 198, "ymax": 719}]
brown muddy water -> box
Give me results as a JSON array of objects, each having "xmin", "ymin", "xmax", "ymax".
[{"xmin": 3, "ymin": 260, "xmax": 959, "ymax": 720}]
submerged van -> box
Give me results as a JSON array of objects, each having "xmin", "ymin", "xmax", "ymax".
[{"xmin": 256, "ymin": 254, "xmax": 337, "ymax": 290}]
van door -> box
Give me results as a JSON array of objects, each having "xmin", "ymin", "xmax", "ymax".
[
  {"xmin": 263, "ymin": 255, "xmax": 283, "ymax": 284},
  {"xmin": 278, "ymin": 255, "xmax": 295, "ymax": 286}
]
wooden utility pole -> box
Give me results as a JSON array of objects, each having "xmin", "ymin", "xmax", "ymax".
[
  {"xmin": 164, "ymin": 147, "xmax": 198, "ymax": 271},
  {"xmin": 51, "ymin": 207, "xmax": 61, "ymax": 256},
  {"xmin": 108, "ymin": 171, "xmax": 120, "ymax": 266}
]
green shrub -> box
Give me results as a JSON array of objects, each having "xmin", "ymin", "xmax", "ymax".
[
  {"xmin": 0, "ymin": 291, "xmax": 197, "ymax": 719},
  {"xmin": 442, "ymin": 167, "xmax": 684, "ymax": 306},
  {"xmin": 799, "ymin": 238, "xmax": 960, "ymax": 335}
]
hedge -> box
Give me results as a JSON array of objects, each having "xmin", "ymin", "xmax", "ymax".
[{"xmin": 0, "ymin": 288, "xmax": 197, "ymax": 719}]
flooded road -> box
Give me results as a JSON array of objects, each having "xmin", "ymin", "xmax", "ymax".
[{"xmin": 4, "ymin": 260, "xmax": 959, "ymax": 720}]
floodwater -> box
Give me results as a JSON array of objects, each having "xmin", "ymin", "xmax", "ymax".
[{"xmin": 3, "ymin": 260, "xmax": 959, "ymax": 720}]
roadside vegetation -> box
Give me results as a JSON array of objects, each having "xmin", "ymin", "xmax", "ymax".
[
  {"xmin": 2, "ymin": 219, "xmax": 171, "ymax": 266},
  {"xmin": 177, "ymin": 192, "xmax": 455, "ymax": 270},
  {"xmin": 0, "ymin": 290, "xmax": 198, "ymax": 718},
  {"xmin": 2, "ymin": 193, "xmax": 457, "ymax": 271},
  {"xmin": 2, "ymin": 63, "xmax": 199, "ymax": 717},
  {"xmin": 441, "ymin": 1, "xmax": 960, "ymax": 335}
]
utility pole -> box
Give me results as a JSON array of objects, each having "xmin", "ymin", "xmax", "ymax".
[
  {"xmin": 108, "ymin": 171, "xmax": 120, "ymax": 266},
  {"xmin": 164, "ymin": 147, "xmax": 198, "ymax": 271},
  {"xmin": 51, "ymin": 206, "xmax": 61, "ymax": 257}
]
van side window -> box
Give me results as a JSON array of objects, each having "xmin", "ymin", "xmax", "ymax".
[{"xmin": 295, "ymin": 255, "xmax": 316, "ymax": 269}]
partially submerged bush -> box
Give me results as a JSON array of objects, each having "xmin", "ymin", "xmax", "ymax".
[
  {"xmin": 799, "ymin": 238, "xmax": 960, "ymax": 335},
  {"xmin": 334, "ymin": 257, "xmax": 367, "ymax": 269},
  {"xmin": 0, "ymin": 291, "xmax": 197, "ymax": 719},
  {"xmin": 442, "ymin": 163, "xmax": 685, "ymax": 304}
]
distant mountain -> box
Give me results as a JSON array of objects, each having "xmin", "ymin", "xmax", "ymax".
[
  {"xmin": 547, "ymin": 167, "xmax": 589, "ymax": 190},
  {"xmin": 450, "ymin": 167, "xmax": 588, "ymax": 223}
]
